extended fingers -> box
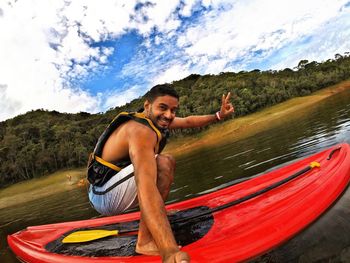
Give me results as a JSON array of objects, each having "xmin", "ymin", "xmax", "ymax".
[
  {"xmin": 222, "ymin": 94, "xmax": 225, "ymax": 105},
  {"xmin": 225, "ymin": 92, "xmax": 231, "ymax": 103},
  {"xmin": 222, "ymin": 92, "xmax": 231, "ymax": 105},
  {"xmin": 221, "ymin": 92, "xmax": 235, "ymax": 116}
]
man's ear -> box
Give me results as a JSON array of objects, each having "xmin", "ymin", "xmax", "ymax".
[{"xmin": 144, "ymin": 100, "xmax": 151, "ymax": 112}]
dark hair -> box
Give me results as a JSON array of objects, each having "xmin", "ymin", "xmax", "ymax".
[{"xmin": 145, "ymin": 84, "xmax": 179, "ymax": 102}]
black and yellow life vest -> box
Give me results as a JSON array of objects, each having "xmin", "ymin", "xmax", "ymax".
[{"xmin": 87, "ymin": 111, "xmax": 168, "ymax": 189}]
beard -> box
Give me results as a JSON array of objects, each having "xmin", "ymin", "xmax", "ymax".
[{"xmin": 148, "ymin": 107, "xmax": 172, "ymax": 131}]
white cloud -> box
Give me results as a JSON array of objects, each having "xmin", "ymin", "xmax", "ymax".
[
  {"xmin": 0, "ymin": 84, "xmax": 21, "ymax": 121},
  {"xmin": 0, "ymin": 0, "xmax": 102, "ymax": 120},
  {"xmin": 1, "ymin": 0, "xmax": 349, "ymax": 121},
  {"xmin": 179, "ymin": 0, "xmax": 198, "ymax": 17},
  {"xmin": 103, "ymin": 85, "xmax": 145, "ymax": 110},
  {"xmin": 0, "ymin": 0, "xmax": 188, "ymax": 121},
  {"xmin": 176, "ymin": 0, "xmax": 350, "ymax": 72},
  {"xmin": 130, "ymin": 0, "xmax": 182, "ymax": 36},
  {"xmin": 116, "ymin": 0, "xmax": 350, "ymax": 102},
  {"xmin": 153, "ymin": 63, "xmax": 192, "ymax": 85},
  {"xmin": 270, "ymin": 8, "xmax": 350, "ymax": 70}
]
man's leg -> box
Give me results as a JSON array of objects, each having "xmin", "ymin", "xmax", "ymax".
[{"xmin": 136, "ymin": 154, "xmax": 175, "ymax": 255}]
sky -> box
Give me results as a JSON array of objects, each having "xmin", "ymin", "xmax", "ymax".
[{"xmin": 0, "ymin": 0, "xmax": 350, "ymax": 121}]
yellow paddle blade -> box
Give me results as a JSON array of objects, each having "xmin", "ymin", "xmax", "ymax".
[
  {"xmin": 310, "ymin": 161, "xmax": 321, "ymax": 168},
  {"xmin": 62, "ymin": 229, "xmax": 119, "ymax": 243}
]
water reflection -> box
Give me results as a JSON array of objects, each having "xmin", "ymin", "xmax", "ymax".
[{"xmin": 170, "ymin": 89, "xmax": 350, "ymax": 202}]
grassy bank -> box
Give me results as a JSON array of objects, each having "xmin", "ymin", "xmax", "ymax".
[
  {"xmin": 164, "ymin": 80, "xmax": 350, "ymax": 157},
  {"xmin": 0, "ymin": 168, "xmax": 86, "ymax": 209}
]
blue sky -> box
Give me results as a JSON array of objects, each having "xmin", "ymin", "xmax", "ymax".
[{"xmin": 0, "ymin": 0, "xmax": 350, "ymax": 121}]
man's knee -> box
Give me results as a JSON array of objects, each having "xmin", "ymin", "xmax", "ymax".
[
  {"xmin": 157, "ymin": 154, "xmax": 175, "ymax": 170},
  {"xmin": 157, "ymin": 154, "xmax": 176, "ymax": 181}
]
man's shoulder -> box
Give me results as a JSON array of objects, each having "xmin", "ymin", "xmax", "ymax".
[
  {"xmin": 124, "ymin": 120, "xmax": 158, "ymax": 149},
  {"xmin": 124, "ymin": 119, "xmax": 156, "ymax": 137}
]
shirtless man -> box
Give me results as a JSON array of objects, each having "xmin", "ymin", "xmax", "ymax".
[{"xmin": 88, "ymin": 84, "xmax": 234, "ymax": 262}]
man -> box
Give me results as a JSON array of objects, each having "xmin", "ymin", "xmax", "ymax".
[{"xmin": 88, "ymin": 84, "xmax": 234, "ymax": 263}]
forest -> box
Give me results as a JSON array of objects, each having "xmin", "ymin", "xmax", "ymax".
[{"xmin": 0, "ymin": 53, "xmax": 350, "ymax": 188}]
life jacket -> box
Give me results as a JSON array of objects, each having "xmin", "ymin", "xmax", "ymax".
[{"xmin": 87, "ymin": 111, "xmax": 168, "ymax": 189}]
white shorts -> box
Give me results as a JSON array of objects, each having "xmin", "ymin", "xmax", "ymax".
[{"xmin": 88, "ymin": 164, "xmax": 138, "ymax": 216}]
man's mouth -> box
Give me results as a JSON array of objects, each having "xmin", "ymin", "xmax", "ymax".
[{"xmin": 158, "ymin": 118, "xmax": 170, "ymax": 127}]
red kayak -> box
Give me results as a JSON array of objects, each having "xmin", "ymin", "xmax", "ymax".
[{"xmin": 8, "ymin": 143, "xmax": 350, "ymax": 263}]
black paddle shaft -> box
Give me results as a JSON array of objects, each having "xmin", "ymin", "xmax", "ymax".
[
  {"xmin": 173, "ymin": 165, "xmax": 313, "ymax": 223},
  {"xmin": 177, "ymin": 146, "xmax": 341, "ymax": 223},
  {"xmin": 178, "ymin": 146, "xmax": 341, "ymax": 223}
]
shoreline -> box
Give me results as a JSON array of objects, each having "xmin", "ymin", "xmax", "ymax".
[
  {"xmin": 0, "ymin": 80, "xmax": 349, "ymax": 208},
  {"xmin": 0, "ymin": 169, "xmax": 85, "ymax": 210},
  {"xmin": 164, "ymin": 80, "xmax": 350, "ymax": 157}
]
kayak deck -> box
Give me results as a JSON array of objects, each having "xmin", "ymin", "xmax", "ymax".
[
  {"xmin": 46, "ymin": 206, "xmax": 214, "ymax": 257},
  {"xmin": 8, "ymin": 143, "xmax": 350, "ymax": 263}
]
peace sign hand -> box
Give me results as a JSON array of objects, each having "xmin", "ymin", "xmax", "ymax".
[{"xmin": 219, "ymin": 92, "xmax": 234, "ymax": 119}]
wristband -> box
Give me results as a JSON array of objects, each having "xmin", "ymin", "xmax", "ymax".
[{"xmin": 215, "ymin": 111, "xmax": 222, "ymax": 121}]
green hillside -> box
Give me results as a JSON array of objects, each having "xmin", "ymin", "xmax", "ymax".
[{"xmin": 1, "ymin": 53, "xmax": 350, "ymax": 188}]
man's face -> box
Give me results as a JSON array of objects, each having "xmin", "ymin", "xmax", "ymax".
[{"xmin": 144, "ymin": 95, "xmax": 179, "ymax": 130}]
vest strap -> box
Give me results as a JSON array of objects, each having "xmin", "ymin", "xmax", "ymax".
[{"xmin": 93, "ymin": 154, "xmax": 122, "ymax": 172}]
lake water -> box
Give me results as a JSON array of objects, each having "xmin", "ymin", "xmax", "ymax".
[{"xmin": 1, "ymin": 89, "xmax": 350, "ymax": 262}]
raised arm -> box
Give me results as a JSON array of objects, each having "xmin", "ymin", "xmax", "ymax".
[{"xmin": 169, "ymin": 92, "xmax": 234, "ymax": 129}]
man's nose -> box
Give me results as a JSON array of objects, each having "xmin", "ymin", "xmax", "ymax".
[{"xmin": 164, "ymin": 110, "xmax": 173, "ymax": 119}]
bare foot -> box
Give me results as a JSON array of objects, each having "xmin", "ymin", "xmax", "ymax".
[
  {"xmin": 136, "ymin": 240, "xmax": 182, "ymax": 256},
  {"xmin": 135, "ymin": 239, "xmax": 160, "ymax": 256},
  {"xmin": 164, "ymin": 251, "xmax": 190, "ymax": 263}
]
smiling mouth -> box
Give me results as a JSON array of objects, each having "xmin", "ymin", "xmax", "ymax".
[{"xmin": 158, "ymin": 118, "xmax": 170, "ymax": 127}]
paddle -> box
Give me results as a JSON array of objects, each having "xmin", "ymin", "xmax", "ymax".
[
  {"xmin": 62, "ymin": 230, "xmax": 120, "ymax": 243},
  {"xmin": 62, "ymin": 161, "xmax": 321, "ymax": 244}
]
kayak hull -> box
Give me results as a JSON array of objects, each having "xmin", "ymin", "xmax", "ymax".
[
  {"xmin": 8, "ymin": 143, "xmax": 350, "ymax": 263},
  {"xmin": 251, "ymin": 182, "xmax": 350, "ymax": 263}
]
